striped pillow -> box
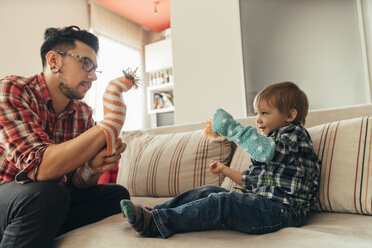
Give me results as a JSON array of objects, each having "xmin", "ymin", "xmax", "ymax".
[
  {"xmin": 116, "ymin": 130, "xmax": 233, "ymax": 197},
  {"xmin": 308, "ymin": 116, "xmax": 372, "ymax": 215}
]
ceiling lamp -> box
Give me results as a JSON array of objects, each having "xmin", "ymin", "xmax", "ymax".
[{"xmin": 154, "ymin": 1, "xmax": 159, "ymax": 15}]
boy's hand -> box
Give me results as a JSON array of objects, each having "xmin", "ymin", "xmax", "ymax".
[{"xmin": 209, "ymin": 160, "xmax": 225, "ymax": 174}]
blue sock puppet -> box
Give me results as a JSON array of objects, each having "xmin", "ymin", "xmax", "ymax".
[{"xmin": 203, "ymin": 108, "xmax": 275, "ymax": 162}]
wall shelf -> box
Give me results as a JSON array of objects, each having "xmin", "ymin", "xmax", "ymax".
[
  {"xmin": 147, "ymin": 82, "xmax": 174, "ymax": 92},
  {"xmin": 148, "ymin": 106, "xmax": 175, "ymax": 114},
  {"xmin": 147, "ymin": 82, "xmax": 174, "ymax": 114},
  {"xmin": 145, "ymin": 38, "xmax": 174, "ymax": 126}
]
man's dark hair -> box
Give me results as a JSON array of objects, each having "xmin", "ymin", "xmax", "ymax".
[{"xmin": 40, "ymin": 25, "xmax": 99, "ymax": 68}]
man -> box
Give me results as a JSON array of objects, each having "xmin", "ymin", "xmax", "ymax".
[{"xmin": 0, "ymin": 26, "xmax": 130, "ymax": 247}]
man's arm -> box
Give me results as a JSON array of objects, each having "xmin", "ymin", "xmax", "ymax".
[
  {"xmin": 0, "ymin": 77, "xmax": 106, "ymax": 182},
  {"xmin": 37, "ymin": 126, "xmax": 106, "ymax": 181},
  {"xmin": 69, "ymin": 139, "xmax": 126, "ymax": 188}
]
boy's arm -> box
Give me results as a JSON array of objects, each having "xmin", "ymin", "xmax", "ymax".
[
  {"xmin": 210, "ymin": 161, "xmax": 242, "ymax": 186},
  {"xmin": 211, "ymin": 108, "xmax": 276, "ymax": 162}
]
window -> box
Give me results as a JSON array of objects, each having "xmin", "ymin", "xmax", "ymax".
[{"xmin": 84, "ymin": 35, "xmax": 144, "ymax": 131}]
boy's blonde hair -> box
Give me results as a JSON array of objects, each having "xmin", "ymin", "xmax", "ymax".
[{"xmin": 254, "ymin": 81, "xmax": 309, "ymax": 125}]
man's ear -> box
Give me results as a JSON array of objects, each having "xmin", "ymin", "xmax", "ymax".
[
  {"xmin": 286, "ymin": 109, "xmax": 297, "ymax": 123},
  {"xmin": 45, "ymin": 50, "xmax": 58, "ymax": 68}
]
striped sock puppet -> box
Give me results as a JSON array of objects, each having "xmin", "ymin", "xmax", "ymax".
[{"xmin": 97, "ymin": 68, "xmax": 140, "ymax": 156}]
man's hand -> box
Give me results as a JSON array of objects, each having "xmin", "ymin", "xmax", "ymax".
[
  {"xmin": 87, "ymin": 138, "xmax": 127, "ymax": 174},
  {"xmin": 72, "ymin": 138, "xmax": 127, "ymax": 188}
]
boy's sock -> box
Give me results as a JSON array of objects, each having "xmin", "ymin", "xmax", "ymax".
[{"xmin": 120, "ymin": 200, "xmax": 160, "ymax": 237}]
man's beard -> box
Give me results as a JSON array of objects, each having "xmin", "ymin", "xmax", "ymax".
[
  {"xmin": 56, "ymin": 66, "xmax": 87, "ymax": 100},
  {"xmin": 58, "ymin": 82, "xmax": 84, "ymax": 100}
]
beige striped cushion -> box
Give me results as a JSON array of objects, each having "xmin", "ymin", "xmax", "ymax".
[
  {"xmin": 308, "ymin": 116, "xmax": 372, "ymax": 215},
  {"xmin": 117, "ymin": 130, "xmax": 233, "ymax": 197}
]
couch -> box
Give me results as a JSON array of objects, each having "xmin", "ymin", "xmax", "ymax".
[{"xmin": 54, "ymin": 103, "xmax": 372, "ymax": 248}]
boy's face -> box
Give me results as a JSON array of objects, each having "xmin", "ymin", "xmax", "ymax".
[{"xmin": 254, "ymin": 100, "xmax": 291, "ymax": 136}]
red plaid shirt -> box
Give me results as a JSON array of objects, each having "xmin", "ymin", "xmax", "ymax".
[{"xmin": 0, "ymin": 73, "xmax": 94, "ymax": 184}]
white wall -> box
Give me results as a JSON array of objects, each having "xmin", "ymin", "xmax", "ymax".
[
  {"xmin": 170, "ymin": 0, "xmax": 246, "ymax": 125},
  {"xmin": 240, "ymin": 0, "xmax": 371, "ymax": 114},
  {"xmin": 361, "ymin": 0, "xmax": 372, "ymax": 99},
  {"xmin": 0, "ymin": 0, "xmax": 89, "ymax": 78},
  {"xmin": 3, "ymin": 0, "xmax": 372, "ymax": 127},
  {"xmin": 170, "ymin": 0, "xmax": 372, "ymax": 124}
]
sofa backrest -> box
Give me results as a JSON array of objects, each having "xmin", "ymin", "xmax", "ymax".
[
  {"xmin": 117, "ymin": 103, "xmax": 372, "ymax": 213},
  {"xmin": 128, "ymin": 103, "xmax": 372, "ymax": 135}
]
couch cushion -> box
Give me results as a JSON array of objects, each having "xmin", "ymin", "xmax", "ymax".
[
  {"xmin": 117, "ymin": 130, "xmax": 233, "ymax": 197},
  {"xmin": 308, "ymin": 116, "xmax": 372, "ymax": 215},
  {"xmin": 54, "ymin": 197, "xmax": 372, "ymax": 248}
]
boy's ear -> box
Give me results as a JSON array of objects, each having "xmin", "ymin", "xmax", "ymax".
[{"xmin": 286, "ymin": 109, "xmax": 297, "ymax": 123}]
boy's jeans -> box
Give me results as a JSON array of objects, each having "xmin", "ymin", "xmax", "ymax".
[{"xmin": 151, "ymin": 185, "xmax": 306, "ymax": 238}]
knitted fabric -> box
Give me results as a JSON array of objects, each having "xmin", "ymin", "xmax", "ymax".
[
  {"xmin": 211, "ymin": 108, "xmax": 275, "ymax": 162},
  {"xmin": 97, "ymin": 77, "xmax": 133, "ymax": 155},
  {"xmin": 120, "ymin": 200, "xmax": 159, "ymax": 237}
]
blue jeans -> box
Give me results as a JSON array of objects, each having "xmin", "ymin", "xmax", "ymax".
[{"xmin": 151, "ymin": 185, "xmax": 306, "ymax": 238}]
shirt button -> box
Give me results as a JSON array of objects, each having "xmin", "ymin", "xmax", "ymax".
[{"xmin": 280, "ymin": 209, "xmax": 284, "ymax": 213}]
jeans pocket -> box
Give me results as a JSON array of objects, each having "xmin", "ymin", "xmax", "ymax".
[{"xmin": 246, "ymin": 201, "xmax": 290, "ymax": 234}]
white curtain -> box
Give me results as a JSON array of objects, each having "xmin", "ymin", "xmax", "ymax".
[
  {"xmin": 86, "ymin": 0, "xmax": 147, "ymax": 131},
  {"xmin": 88, "ymin": 0, "xmax": 143, "ymax": 51}
]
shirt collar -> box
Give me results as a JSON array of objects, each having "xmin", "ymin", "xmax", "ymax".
[
  {"xmin": 268, "ymin": 122, "xmax": 299, "ymax": 137},
  {"xmin": 37, "ymin": 73, "xmax": 52, "ymax": 105},
  {"xmin": 64, "ymin": 101, "xmax": 77, "ymax": 115}
]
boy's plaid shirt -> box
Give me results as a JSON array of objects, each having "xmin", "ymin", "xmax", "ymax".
[
  {"xmin": 0, "ymin": 74, "xmax": 94, "ymax": 184},
  {"xmin": 241, "ymin": 123, "xmax": 321, "ymax": 210}
]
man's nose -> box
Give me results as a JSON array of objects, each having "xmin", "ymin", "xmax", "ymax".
[{"xmin": 88, "ymin": 70, "xmax": 97, "ymax": 81}]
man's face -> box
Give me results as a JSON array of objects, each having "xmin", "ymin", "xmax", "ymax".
[
  {"xmin": 254, "ymin": 100, "xmax": 290, "ymax": 136},
  {"xmin": 56, "ymin": 40, "xmax": 98, "ymax": 100}
]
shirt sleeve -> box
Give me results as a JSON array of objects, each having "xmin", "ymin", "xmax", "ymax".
[
  {"xmin": 270, "ymin": 131, "xmax": 299, "ymax": 165},
  {"xmin": 65, "ymin": 113, "xmax": 95, "ymax": 188},
  {"xmin": 241, "ymin": 169, "xmax": 252, "ymax": 190},
  {"xmin": 0, "ymin": 79, "xmax": 52, "ymax": 181}
]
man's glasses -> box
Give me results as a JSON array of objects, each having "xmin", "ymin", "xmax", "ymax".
[{"xmin": 55, "ymin": 51, "xmax": 101, "ymax": 73}]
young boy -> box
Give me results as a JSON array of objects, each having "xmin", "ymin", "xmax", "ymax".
[{"xmin": 121, "ymin": 81, "xmax": 321, "ymax": 238}]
